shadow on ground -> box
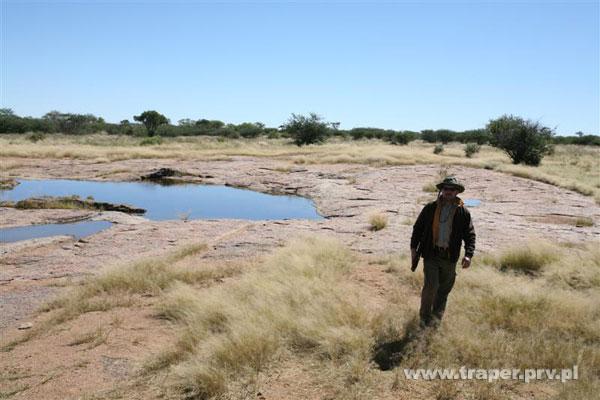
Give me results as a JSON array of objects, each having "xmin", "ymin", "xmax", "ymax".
[{"xmin": 372, "ymin": 315, "xmax": 438, "ymax": 371}]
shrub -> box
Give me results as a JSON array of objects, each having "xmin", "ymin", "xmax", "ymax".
[
  {"xmin": 349, "ymin": 127, "xmax": 379, "ymax": 140},
  {"xmin": 27, "ymin": 132, "xmax": 46, "ymax": 142},
  {"xmin": 460, "ymin": 129, "xmax": 491, "ymax": 144},
  {"xmin": 421, "ymin": 129, "xmax": 455, "ymax": 144},
  {"xmin": 236, "ymin": 122, "xmax": 264, "ymax": 138},
  {"xmin": 464, "ymin": 143, "xmax": 481, "ymax": 158},
  {"xmin": 387, "ymin": 132, "xmax": 412, "ymax": 145},
  {"xmin": 106, "ymin": 121, "xmax": 146, "ymax": 136},
  {"xmin": 139, "ymin": 136, "xmax": 163, "ymax": 146},
  {"xmin": 487, "ymin": 115, "xmax": 554, "ymax": 166},
  {"xmin": 281, "ymin": 113, "xmax": 330, "ymax": 146},
  {"xmin": 266, "ymin": 130, "xmax": 280, "ymax": 139},
  {"xmin": 155, "ymin": 124, "xmax": 180, "ymax": 137},
  {"xmin": 218, "ymin": 126, "xmax": 240, "ymax": 139},
  {"xmin": 553, "ymin": 134, "xmax": 600, "ymax": 146},
  {"xmin": 433, "ymin": 144, "xmax": 444, "ymax": 154}
]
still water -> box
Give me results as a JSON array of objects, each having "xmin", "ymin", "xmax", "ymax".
[
  {"xmin": 0, "ymin": 179, "xmax": 323, "ymax": 243},
  {"xmin": 464, "ymin": 199, "xmax": 481, "ymax": 207},
  {"xmin": 1, "ymin": 221, "xmax": 112, "ymax": 243}
]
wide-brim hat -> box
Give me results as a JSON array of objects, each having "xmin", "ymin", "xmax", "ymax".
[{"xmin": 436, "ymin": 176, "xmax": 465, "ymax": 193}]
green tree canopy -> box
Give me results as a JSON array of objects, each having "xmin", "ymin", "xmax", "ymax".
[
  {"xmin": 281, "ymin": 113, "xmax": 330, "ymax": 146},
  {"xmin": 133, "ymin": 110, "xmax": 169, "ymax": 136},
  {"xmin": 487, "ymin": 115, "xmax": 554, "ymax": 166}
]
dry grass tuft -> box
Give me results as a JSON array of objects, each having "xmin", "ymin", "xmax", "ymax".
[
  {"xmin": 397, "ymin": 243, "xmax": 600, "ymax": 397},
  {"xmin": 422, "ymin": 164, "xmax": 450, "ymax": 193},
  {"xmin": 42, "ymin": 243, "xmax": 211, "ymax": 316},
  {"xmin": 491, "ymin": 241, "xmax": 561, "ymax": 274},
  {"xmin": 527, "ymin": 214, "xmax": 595, "ymax": 227},
  {"xmin": 545, "ymin": 242, "xmax": 600, "ymax": 289},
  {"xmin": 1, "ymin": 242, "xmax": 241, "ymax": 351},
  {"xmin": 575, "ymin": 216, "xmax": 594, "ymax": 227},
  {"xmin": 67, "ymin": 326, "xmax": 111, "ymax": 349},
  {"xmin": 149, "ymin": 235, "xmax": 376, "ymax": 398},
  {"xmin": 368, "ymin": 212, "xmax": 388, "ymax": 231},
  {"xmin": 422, "ymin": 182, "xmax": 438, "ymax": 193},
  {"xmin": 369, "ymin": 253, "xmax": 422, "ymax": 291}
]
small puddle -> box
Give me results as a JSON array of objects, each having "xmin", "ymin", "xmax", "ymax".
[
  {"xmin": 0, "ymin": 221, "xmax": 112, "ymax": 243},
  {"xmin": 0, "ymin": 179, "xmax": 323, "ymax": 243},
  {"xmin": 464, "ymin": 199, "xmax": 481, "ymax": 207}
]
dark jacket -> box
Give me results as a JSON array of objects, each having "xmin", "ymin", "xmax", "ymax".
[{"xmin": 410, "ymin": 199, "xmax": 476, "ymax": 263}]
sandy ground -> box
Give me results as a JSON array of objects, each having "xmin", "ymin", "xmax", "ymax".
[{"xmin": 1, "ymin": 156, "xmax": 599, "ymax": 399}]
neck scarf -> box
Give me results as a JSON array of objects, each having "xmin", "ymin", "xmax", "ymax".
[{"xmin": 431, "ymin": 194, "xmax": 463, "ymax": 248}]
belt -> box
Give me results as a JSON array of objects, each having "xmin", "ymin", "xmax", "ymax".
[{"xmin": 433, "ymin": 246, "xmax": 451, "ymax": 259}]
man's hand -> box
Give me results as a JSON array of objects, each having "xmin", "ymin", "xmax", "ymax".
[{"xmin": 461, "ymin": 256, "xmax": 471, "ymax": 269}]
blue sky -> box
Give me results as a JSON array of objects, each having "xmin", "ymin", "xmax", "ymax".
[{"xmin": 2, "ymin": 1, "xmax": 599, "ymax": 135}]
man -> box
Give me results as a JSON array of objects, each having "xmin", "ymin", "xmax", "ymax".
[{"xmin": 410, "ymin": 176, "xmax": 476, "ymax": 327}]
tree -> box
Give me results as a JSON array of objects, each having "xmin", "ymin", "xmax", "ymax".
[
  {"xmin": 133, "ymin": 111, "xmax": 169, "ymax": 136},
  {"xmin": 39, "ymin": 111, "xmax": 103, "ymax": 134},
  {"xmin": 461, "ymin": 129, "xmax": 491, "ymax": 144},
  {"xmin": 436, "ymin": 129, "xmax": 455, "ymax": 144},
  {"xmin": 178, "ymin": 118, "xmax": 195, "ymax": 127},
  {"xmin": 487, "ymin": 115, "xmax": 554, "ymax": 166},
  {"xmin": 0, "ymin": 108, "xmax": 27, "ymax": 133},
  {"xmin": 236, "ymin": 122, "xmax": 265, "ymax": 138},
  {"xmin": 281, "ymin": 113, "xmax": 330, "ymax": 146},
  {"xmin": 195, "ymin": 119, "xmax": 225, "ymax": 135},
  {"xmin": 388, "ymin": 131, "xmax": 415, "ymax": 145},
  {"xmin": 420, "ymin": 129, "xmax": 437, "ymax": 143}
]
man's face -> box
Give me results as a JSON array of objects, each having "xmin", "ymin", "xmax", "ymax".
[{"xmin": 441, "ymin": 186, "xmax": 459, "ymax": 201}]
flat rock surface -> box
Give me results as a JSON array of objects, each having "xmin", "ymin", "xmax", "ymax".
[
  {"xmin": 1, "ymin": 156, "xmax": 599, "ymax": 332},
  {"xmin": 0, "ymin": 208, "xmax": 95, "ymax": 229}
]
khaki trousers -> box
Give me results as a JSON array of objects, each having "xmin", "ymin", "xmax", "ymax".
[{"xmin": 419, "ymin": 255, "xmax": 457, "ymax": 326}]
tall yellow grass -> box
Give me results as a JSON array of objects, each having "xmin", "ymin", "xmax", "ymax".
[
  {"xmin": 1, "ymin": 134, "xmax": 598, "ymax": 202},
  {"xmin": 1, "ymin": 242, "xmax": 239, "ymax": 351},
  {"xmin": 145, "ymin": 237, "xmax": 599, "ymax": 399},
  {"xmin": 3, "ymin": 236, "xmax": 599, "ymax": 399},
  {"xmin": 351, "ymin": 240, "xmax": 599, "ymax": 399},
  {"xmin": 151, "ymin": 235, "xmax": 376, "ymax": 398}
]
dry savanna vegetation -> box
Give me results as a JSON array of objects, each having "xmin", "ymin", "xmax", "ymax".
[
  {"xmin": 1, "ymin": 133, "xmax": 599, "ymax": 203},
  {"xmin": 1, "ymin": 133, "xmax": 598, "ymax": 399},
  {"xmin": 2, "ymin": 235, "xmax": 598, "ymax": 399}
]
